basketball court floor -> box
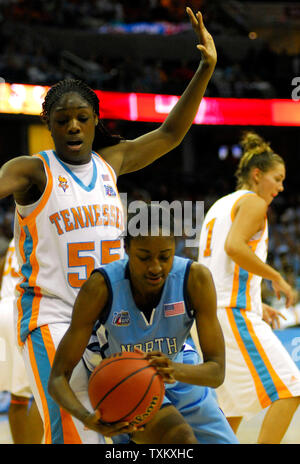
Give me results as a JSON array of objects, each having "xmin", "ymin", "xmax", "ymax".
[{"xmin": 1, "ymin": 406, "xmax": 300, "ymax": 444}]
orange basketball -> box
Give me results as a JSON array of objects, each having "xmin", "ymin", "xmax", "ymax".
[{"xmin": 88, "ymin": 351, "xmax": 165, "ymax": 426}]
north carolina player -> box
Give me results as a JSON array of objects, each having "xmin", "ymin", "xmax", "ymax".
[
  {"xmin": 0, "ymin": 239, "xmax": 43, "ymax": 443},
  {"xmin": 0, "ymin": 7, "xmax": 217, "ymax": 444},
  {"xmin": 48, "ymin": 204, "xmax": 238, "ymax": 444},
  {"xmin": 198, "ymin": 132, "xmax": 300, "ymax": 444}
]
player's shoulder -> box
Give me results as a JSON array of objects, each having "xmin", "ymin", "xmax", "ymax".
[
  {"xmin": 235, "ymin": 192, "xmax": 267, "ymax": 215},
  {"xmin": 1, "ymin": 155, "xmax": 45, "ymax": 185},
  {"xmin": 188, "ymin": 261, "xmax": 213, "ymax": 286},
  {"xmin": 82, "ymin": 268, "xmax": 108, "ymax": 296}
]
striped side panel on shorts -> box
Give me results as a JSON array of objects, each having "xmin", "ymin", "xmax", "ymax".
[
  {"xmin": 27, "ymin": 326, "xmax": 82, "ymax": 444},
  {"xmin": 225, "ymin": 307, "xmax": 292, "ymax": 408}
]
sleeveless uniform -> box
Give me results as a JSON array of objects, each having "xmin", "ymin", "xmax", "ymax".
[
  {"xmin": 0, "ymin": 239, "xmax": 31, "ymax": 397},
  {"xmin": 198, "ymin": 190, "xmax": 300, "ymax": 419},
  {"xmin": 83, "ymin": 256, "xmax": 239, "ymax": 444},
  {"xmin": 13, "ymin": 149, "xmax": 124, "ymax": 444}
]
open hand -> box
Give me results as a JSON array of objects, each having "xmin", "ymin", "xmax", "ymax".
[
  {"xmin": 272, "ymin": 274, "xmax": 295, "ymax": 308},
  {"xmin": 262, "ymin": 302, "xmax": 287, "ymax": 329},
  {"xmin": 186, "ymin": 7, "xmax": 217, "ymax": 67}
]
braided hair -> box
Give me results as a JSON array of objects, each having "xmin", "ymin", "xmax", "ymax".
[
  {"xmin": 235, "ymin": 132, "xmax": 284, "ymax": 189},
  {"xmin": 41, "ymin": 79, "xmax": 123, "ymax": 148}
]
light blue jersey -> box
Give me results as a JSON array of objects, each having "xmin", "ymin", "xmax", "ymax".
[
  {"xmin": 83, "ymin": 256, "xmax": 239, "ymax": 444},
  {"xmin": 93, "ymin": 256, "xmax": 194, "ymax": 359}
]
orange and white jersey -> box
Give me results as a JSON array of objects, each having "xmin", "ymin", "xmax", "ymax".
[
  {"xmin": 0, "ymin": 239, "xmax": 20, "ymax": 301},
  {"xmin": 198, "ymin": 190, "xmax": 268, "ymax": 314},
  {"xmin": 14, "ymin": 150, "xmax": 124, "ymax": 345}
]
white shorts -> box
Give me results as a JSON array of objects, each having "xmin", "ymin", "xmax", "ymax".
[
  {"xmin": 216, "ymin": 307, "xmax": 300, "ymax": 420},
  {"xmin": 21, "ymin": 321, "xmax": 105, "ymax": 444},
  {"xmin": 0, "ymin": 297, "xmax": 31, "ymax": 398}
]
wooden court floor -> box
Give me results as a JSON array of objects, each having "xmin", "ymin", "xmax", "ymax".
[{"xmin": 1, "ymin": 407, "xmax": 300, "ymax": 444}]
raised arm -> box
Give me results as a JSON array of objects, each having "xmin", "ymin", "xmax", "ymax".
[
  {"xmin": 48, "ymin": 271, "xmax": 136, "ymax": 437},
  {"xmin": 101, "ymin": 8, "xmax": 217, "ymax": 176}
]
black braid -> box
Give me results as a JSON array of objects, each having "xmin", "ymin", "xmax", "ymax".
[{"xmin": 41, "ymin": 78, "xmax": 123, "ymax": 149}]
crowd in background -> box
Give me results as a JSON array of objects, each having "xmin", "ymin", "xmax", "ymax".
[
  {"xmin": 0, "ymin": 0, "xmax": 298, "ymax": 99},
  {"xmin": 0, "ymin": 0, "xmax": 299, "ymax": 314}
]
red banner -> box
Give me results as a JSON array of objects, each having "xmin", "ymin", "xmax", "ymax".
[{"xmin": 1, "ymin": 83, "xmax": 300, "ymax": 126}]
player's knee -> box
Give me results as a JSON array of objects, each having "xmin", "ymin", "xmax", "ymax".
[{"xmin": 162, "ymin": 422, "xmax": 197, "ymax": 444}]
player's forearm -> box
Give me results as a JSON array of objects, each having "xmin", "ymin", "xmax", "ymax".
[
  {"xmin": 160, "ymin": 60, "xmax": 215, "ymax": 145},
  {"xmin": 172, "ymin": 359, "xmax": 224, "ymax": 388},
  {"xmin": 48, "ymin": 373, "xmax": 91, "ymax": 424},
  {"xmin": 226, "ymin": 241, "xmax": 280, "ymax": 282}
]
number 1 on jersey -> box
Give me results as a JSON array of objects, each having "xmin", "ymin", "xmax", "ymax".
[{"xmin": 203, "ymin": 218, "xmax": 216, "ymax": 257}]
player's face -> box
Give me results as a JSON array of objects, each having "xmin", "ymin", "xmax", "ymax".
[
  {"xmin": 255, "ymin": 162, "xmax": 285, "ymax": 205},
  {"xmin": 127, "ymin": 235, "xmax": 176, "ymax": 294},
  {"xmin": 49, "ymin": 92, "xmax": 98, "ymax": 164}
]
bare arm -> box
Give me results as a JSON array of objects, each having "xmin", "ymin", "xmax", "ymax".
[
  {"xmin": 48, "ymin": 271, "xmax": 136, "ymax": 436},
  {"xmin": 144, "ymin": 263, "xmax": 225, "ymax": 388},
  {"xmin": 0, "ymin": 156, "xmax": 46, "ymax": 204},
  {"xmin": 225, "ymin": 195, "xmax": 294, "ymax": 307},
  {"xmin": 100, "ymin": 8, "xmax": 217, "ymax": 177}
]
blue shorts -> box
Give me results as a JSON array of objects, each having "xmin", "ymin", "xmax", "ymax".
[{"xmin": 113, "ymin": 345, "xmax": 239, "ymax": 444}]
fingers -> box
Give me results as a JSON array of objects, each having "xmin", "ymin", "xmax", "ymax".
[
  {"xmin": 186, "ymin": 8, "xmax": 205, "ymax": 35},
  {"xmin": 134, "ymin": 347, "xmax": 146, "ymax": 356},
  {"xmin": 278, "ymin": 311, "xmax": 287, "ymax": 320},
  {"xmin": 186, "ymin": 6, "xmax": 198, "ymax": 26}
]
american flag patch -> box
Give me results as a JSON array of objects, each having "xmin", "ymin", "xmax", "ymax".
[
  {"xmin": 164, "ymin": 301, "xmax": 185, "ymax": 317},
  {"xmin": 102, "ymin": 174, "xmax": 110, "ymax": 181}
]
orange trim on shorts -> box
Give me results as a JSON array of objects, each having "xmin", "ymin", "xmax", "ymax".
[
  {"xmin": 225, "ymin": 307, "xmax": 270, "ymax": 408},
  {"xmin": 27, "ymin": 332, "xmax": 52, "ymax": 444},
  {"xmin": 28, "ymin": 327, "xmax": 83, "ymax": 444},
  {"xmin": 242, "ymin": 310, "xmax": 292, "ymax": 399},
  {"xmin": 39, "ymin": 326, "xmax": 82, "ymax": 444}
]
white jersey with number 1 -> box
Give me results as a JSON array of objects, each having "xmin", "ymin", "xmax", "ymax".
[
  {"xmin": 198, "ymin": 190, "xmax": 300, "ymax": 419},
  {"xmin": 198, "ymin": 190, "xmax": 268, "ymax": 315}
]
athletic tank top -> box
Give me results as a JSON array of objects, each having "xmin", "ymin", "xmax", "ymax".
[
  {"xmin": 198, "ymin": 190, "xmax": 268, "ymax": 314},
  {"xmin": 14, "ymin": 149, "xmax": 124, "ymax": 344},
  {"xmin": 83, "ymin": 256, "xmax": 194, "ymax": 371}
]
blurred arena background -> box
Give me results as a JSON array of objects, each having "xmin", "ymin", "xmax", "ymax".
[{"xmin": 0, "ymin": 0, "xmax": 300, "ymax": 444}]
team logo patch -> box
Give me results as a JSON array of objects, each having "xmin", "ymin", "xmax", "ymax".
[
  {"xmin": 58, "ymin": 175, "xmax": 69, "ymax": 192},
  {"xmin": 112, "ymin": 311, "xmax": 130, "ymax": 326},
  {"xmin": 104, "ymin": 185, "xmax": 117, "ymax": 196},
  {"xmin": 164, "ymin": 301, "xmax": 185, "ymax": 317}
]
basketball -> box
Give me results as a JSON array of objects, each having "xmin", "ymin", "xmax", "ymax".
[{"xmin": 88, "ymin": 351, "xmax": 165, "ymax": 427}]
